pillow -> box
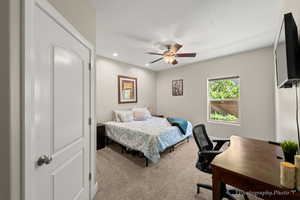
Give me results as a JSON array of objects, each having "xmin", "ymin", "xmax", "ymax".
[
  {"xmin": 118, "ymin": 111, "xmax": 134, "ymax": 122},
  {"xmin": 133, "ymin": 111, "xmax": 147, "ymax": 121},
  {"xmin": 113, "ymin": 110, "xmax": 130, "ymax": 122},
  {"xmin": 113, "ymin": 110, "xmax": 121, "ymax": 122},
  {"xmin": 132, "ymin": 107, "xmax": 152, "ymax": 119}
]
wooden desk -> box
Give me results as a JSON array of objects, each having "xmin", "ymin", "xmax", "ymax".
[{"xmin": 211, "ymin": 136, "xmax": 300, "ymax": 200}]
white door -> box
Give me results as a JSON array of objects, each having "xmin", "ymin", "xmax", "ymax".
[{"xmin": 30, "ymin": 4, "xmax": 91, "ymax": 200}]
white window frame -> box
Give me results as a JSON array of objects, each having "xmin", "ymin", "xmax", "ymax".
[{"xmin": 207, "ymin": 76, "xmax": 241, "ymax": 126}]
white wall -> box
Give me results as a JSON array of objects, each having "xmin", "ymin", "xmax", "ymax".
[
  {"xmin": 0, "ymin": 0, "xmax": 20, "ymax": 199},
  {"xmin": 0, "ymin": 1, "xmax": 12, "ymax": 199},
  {"xmin": 47, "ymin": 0, "xmax": 96, "ymax": 45},
  {"xmin": 157, "ymin": 47, "xmax": 276, "ymax": 140},
  {"xmin": 275, "ymin": 0, "xmax": 300, "ymax": 142},
  {"xmin": 96, "ymin": 56, "xmax": 157, "ymax": 122}
]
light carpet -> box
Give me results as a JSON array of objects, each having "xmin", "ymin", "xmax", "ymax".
[{"xmin": 95, "ymin": 139, "xmax": 253, "ymax": 200}]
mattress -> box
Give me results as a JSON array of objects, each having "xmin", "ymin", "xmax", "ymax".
[{"xmin": 104, "ymin": 117, "xmax": 193, "ymax": 163}]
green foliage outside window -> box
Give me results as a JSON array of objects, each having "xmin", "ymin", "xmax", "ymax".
[
  {"xmin": 209, "ymin": 78, "xmax": 240, "ymax": 122},
  {"xmin": 209, "ymin": 79, "xmax": 240, "ymax": 99},
  {"xmin": 210, "ymin": 112, "xmax": 237, "ymax": 121}
]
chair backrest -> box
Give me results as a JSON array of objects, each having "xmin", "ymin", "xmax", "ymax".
[{"xmin": 193, "ymin": 124, "xmax": 213, "ymax": 151}]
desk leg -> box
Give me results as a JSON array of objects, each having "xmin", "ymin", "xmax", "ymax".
[{"xmin": 212, "ymin": 167, "xmax": 224, "ymax": 200}]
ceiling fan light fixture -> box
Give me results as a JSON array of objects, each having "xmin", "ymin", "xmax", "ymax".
[
  {"xmin": 164, "ymin": 55, "xmax": 175, "ymax": 63},
  {"xmin": 146, "ymin": 43, "xmax": 196, "ymax": 66}
]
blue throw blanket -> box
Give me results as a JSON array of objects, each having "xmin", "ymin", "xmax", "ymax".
[{"xmin": 167, "ymin": 117, "xmax": 188, "ymax": 135}]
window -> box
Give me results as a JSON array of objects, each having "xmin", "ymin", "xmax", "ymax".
[{"xmin": 208, "ymin": 76, "xmax": 240, "ymax": 124}]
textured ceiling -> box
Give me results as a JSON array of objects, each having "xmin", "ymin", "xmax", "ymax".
[{"xmin": 96, "ymin": 0, "xmax": 280, "ymax": 71}]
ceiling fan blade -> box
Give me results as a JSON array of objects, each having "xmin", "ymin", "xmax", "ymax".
[
  {"xmin": 150, "ymin": 57, "xmax": 163, "ymax": 64},
  {"xmin": 170, "ymin": 43, "xmax": 183, "ymax": 53},
  {"xmin": 176, "ymin": 53, "xmax": 196, "ymax": 57},
  {"xmin": 172, "ymin": 59, "xmax": 178, "ymax": 65},
  {"xmin": 146, "ymin": 52, "xmax": 164, "ymax": 56}
]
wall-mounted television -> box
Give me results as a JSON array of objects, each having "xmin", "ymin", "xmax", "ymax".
[{"xmin": 274, "ymin": 13, "xmax": 300, "ymax": 88}]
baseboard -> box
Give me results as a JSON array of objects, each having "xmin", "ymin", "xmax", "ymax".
[{"xmin": 92, "ymin": 182, "xmax": 98, "ymax": 200}]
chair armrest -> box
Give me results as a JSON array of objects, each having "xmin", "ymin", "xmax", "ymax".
[
  {"xmin": 198, "ymin": 150, "xmax": 223, "ymax": 164},
  {"xmin": 212, "ymin": 138, "xmax": 230, "ymax": 143},
  {"xmin": 212, "ymin": 138, "xmax": 230, "ymax": 150},
  {"xmin": 197, "ymin": 151, "xmax": 223, "ymax": 171}
]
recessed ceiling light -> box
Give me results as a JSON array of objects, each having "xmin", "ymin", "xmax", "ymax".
[
  {"xmin": 113, "ymin": 52, "xmax": 118, "ymax": 57},
  {"xmin": 145, "ymin": 63, "xmax": 150, "ymax": 67}
]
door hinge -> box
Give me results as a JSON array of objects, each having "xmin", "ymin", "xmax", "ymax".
[
  {"xmin": 88, "ymin": 118, "xmax": 92, "ymax": 125},
  {"xmin": 89, "ymin": 173, "xmax": 92, "ymax": 181},
  {"xmin": 88, "ymin": 63, "xmax": 92, "ymax": 71}
]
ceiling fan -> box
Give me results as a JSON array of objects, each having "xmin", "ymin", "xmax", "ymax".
[{"xmin": 146, "ymin": 43, "xmax": 196, "ymax": 65}]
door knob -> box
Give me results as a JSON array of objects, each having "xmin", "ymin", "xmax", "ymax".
[{"xmin": 37, "ymin": 155, "xmax": 52, "ymax": 166}]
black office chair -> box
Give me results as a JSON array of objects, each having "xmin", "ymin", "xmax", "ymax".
[{"xmin": 193, "ymin": 124, "xmax": 249, "ymax": 200}]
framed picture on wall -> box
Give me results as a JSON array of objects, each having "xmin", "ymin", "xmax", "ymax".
[
  {"xmin": 118, "ymin": 75, "xmax": 137, "ymax": 104},
  {"xmin": 172, "ymin": 79, "xmax": 183, "ymax": 96}
]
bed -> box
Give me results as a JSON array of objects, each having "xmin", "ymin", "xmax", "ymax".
[{"xmin": 104, "ymin": 116, "xmax": 193, "ymax": 165}]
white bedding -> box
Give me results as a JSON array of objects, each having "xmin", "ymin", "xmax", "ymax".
[{"xmin": 104, "ymin": 117, "xmax": 193, "ymax": 163}]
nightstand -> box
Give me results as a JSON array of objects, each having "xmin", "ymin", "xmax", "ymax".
[{"xmin": 97, "ymin": 123, "xmax": 106, "ymax": 150}]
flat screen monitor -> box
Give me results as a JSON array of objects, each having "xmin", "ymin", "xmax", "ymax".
[{"xmin": 275, "ymin": 13, "xmax": 300, "ymax": 88}]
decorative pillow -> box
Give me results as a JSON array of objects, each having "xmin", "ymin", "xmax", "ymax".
[
  {"xmin": 132, "ymin": 107, "xmax": 152, "ymax": 119},
  {"xmin": 118, "ymin": 111, "xmax": 134, "ymax": 122},
  {"xmin": 133, "ymin": 111, "xmax": 147, "ymax": 121}
]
